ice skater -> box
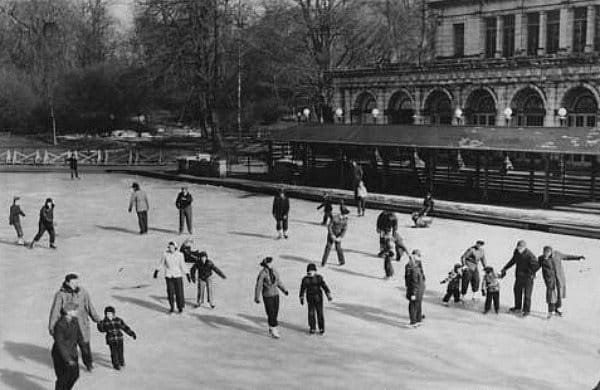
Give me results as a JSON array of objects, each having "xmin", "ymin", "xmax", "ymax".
[
  {"xmin": 51, "ymin": 302, "xmax": 85, "ymax": 390},
  {"xmin": 66, "ymin": 151, "xmax": 79, "ymax": 179},
  {"xmin": 538, "ymin": 246, "xmax": 585, "ymax": 319},
  {"xmin": 411, "ymin": 192, "xmax": 434, "ymax": 228},
  {"xmin": 382, "ymin": 230, "xmax": 407, "ymax": 278},
  {"xmin": 190, "ymin": 251, "xmax": 226, "ymax": 308},
  {"xmin": 376, "ymin": 210, "xmax": 398, "ymax": 257},
  {"xmin": 179, "ymin": 238, "xmax": 199, "ymax": 264},
  {"xmin": 321, "ymin": 206, "xmax": 349, "ymax": 267},
  {"xmin": 49, "ymin": 273, "xmax": 101, "ymax": 372},
  {"xmin": 482, "ymin": 266, "xmax": 501, "ymax": 314},
  {"xmin": 153, "ymin": 241, "xmax": 190, "ymax": 314},
  {"xmin": 351, "ymin": 160, "xmax": 363, "ymax": 199},
  {"xmin": 28, "ymin": 197, "xmax": 56, "ymax": 249},
  {"xmin": 175, "ymin": 186, "xmax": 193, "ymax": 235},
  {"xmin": 500, "ymin": 240, "xmax": 539, "ymax": 317},
  {"xmin": 9, "ymin": 196, "xmax": 25, "ymax": 245},
  {"xmin": 254, "ymin": 257, "xmax": 289, "ymax": 339},
  {"xmin": 356, "ymin": 180, "xmax": 367, "ymax": 216},
  {"xmin": 316, "ymin": 193, "xmax": 333, "ymax": 225},
  {"xmin": 441, "ymin": 263, "xmax": 463, "ymax": 306},
  {"xmin": 128, "ymin": 182, "xmax": 149, "ymax": 234},
  {"xmin": 299, "ymin": 263, "xmax": 332, "ymax": 335},
  {"xmin": 97, "ymin": 306, "xmax": 137, "ymax": 370},
  {"xmin": 460, "ymin": 240, "xmax": 487, "ymax": 300},
  {"xmin": 272, "ymin": 188, "xmax": 290, "ymax": 239},
  {"xmin": 405, "ymin": 249, "xmax": 426, "ymax": 328}
]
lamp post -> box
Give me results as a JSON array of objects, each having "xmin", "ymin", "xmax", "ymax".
[
  {"xmin": 503, "ymin": 107, "xmax": 513, "ymax": 127},
  {"xmin": 558, "ymin": 107, "xmax": 567, "ymax": 127},
  {"xmin": 303, "ymin": 108, "xmax": 311, "ymax": 122},
  {"xmin": 335, "ymin": 108, "xmax": 343, "ymax": 124},
  {"xmin": 371, "ymin": 108, "xmax": 380, "ymax": 125},
  {"xmin": 454, "ymin": 107, "xmax": 463, "ymax": 126},
  {"xmin": 297, "ymin": 112, "xmax": 302, "ymax": 123},
  {"xmin": 137, "ymin": 114, "xmax": 145, "ymax": 137},
  {"xmin": 109, "ymin": 113, "xmax": 115, "ymax": 133}
]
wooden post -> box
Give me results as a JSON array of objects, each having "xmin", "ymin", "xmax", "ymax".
[
  {"xmin": 128, "ymin": 149, "xmax": 133, "ymax": 165},
  {"xmin": 529, "ymin": 154, "xmax": 535, "ymax": 195},
  {"xmin": 543, "ymin": 153, "xmax": 551, "ymax": 208},
  {"xmin": 247, "ymin": 155, "xmax": 251, "ymax": 175},
  {"xmin": 267, "ymin": 140, "xmax": 274, "ymax": 174},
  {"xmin": 428, "ymin": 149, "xmax": 436, "ymax": 193},
  {"xmin": 482, "ymin": 155, "xmax": 489, "ymax": 201},
  {"xmin": 591, "ymin": 155, "xmax": 597, "ymax": 201},
  {"xmin": 475, "ymin": 152, "xmax": 481, "ymax": 191},
  {"xmin": 561, "ymin": 154, "xmax": 566, "ymax": 197},
  {"xmin": 158, "ymin": 148, "xmax": 163, "ymax": 165}
]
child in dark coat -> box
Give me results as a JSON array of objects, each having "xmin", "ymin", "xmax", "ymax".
[
  {"xmin": 9, "ymin": 196, "xmax": 25, "ymax": 244},
  {"xmin": 441, "ymin": 263, "xmax": 463, "ymax": 305},
  {"xmin": 97, "ymin": 306, "xmax": 136, "ymax": 370},
  {"xmin": 272, "ymin": 188, "xmax": 290, "ymax": 239},
  {"xmin": 190, "ymin": 251, "xmax": 226, "ymax": 308},
  {"xmin": 316, "ymin": 194, "xmax": 333, "ymax": 225},
  {"xmin": 52, "ymin": 302, "xmax": 85, "ymax": 390},
  {"xmin": 482, "ymin": 266, "xmax": 501, "ymax": 314},
  {"xmin": 299, "ymin": 263, "xmax": 332, "ymax": 334},
  {"xmin": 28, "ymin": 198, "xmax": 56, "ymax": 249}
]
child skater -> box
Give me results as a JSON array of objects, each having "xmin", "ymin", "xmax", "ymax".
[
  {"xmin": 482, "ymin": 266, "xmax": 501, "ymax": 314},
  {"xmin": 316, "ymin": 193, "xmax": 333, "ymax": 225},
  {"xmin": 382, "ymin": 230, "xmax": 397, "ymax": 279},
  {"xmin": 190, "ymin": 251, "xmax": 226, "ymax": 308},
  {"xmin": 405, "ymin": 250, "xmax": 426, "ymax": 328},
  {"xmin": 441, "ymin": 263, "xmax": 463, "ymax": 306},
  {"xmin": 97, "ymin": 306, "xmax": 137, "ymax": 370},
  {"xmin": 299, "ymin": 263, "xmax": 332, "ymax": 335},
  {"xmin": 9, "ymin": 196, "xmax": 26, "ymax": 245}
]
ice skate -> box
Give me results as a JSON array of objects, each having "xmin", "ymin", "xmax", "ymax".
[
  {"xmin": 554, "ymin": 309, "xmax": 563, "ymax": 317},
  {"xmin": 276, "ymin": 231, "xmax": 283, "ymax": 240},
  {"xmin": 546, "ymin": 312, "xmax": 553, "ymax": 319},
  {"xmin": 318, "ymin": 329, "xmax": 325, "ymax": 335},
  {"xmin": 309, "ymin": 328, "xmax": 316, "ymax": 335},
  {"xmin": 271, "ymin": 326, "xmax": 280, "ymax": 338},
  {"xmin": 442, "ymin": 302, "xmax": 449, "ymax": 307},
  {"xmin": 16, "ymin": 238, "xmax": 24, "ymax": 245},
  {"xmin": 50, "ymin": 244, "xmax": 57, "ymax": 249},
  {"xmin": 283, "ymin": 232, "xmax": 288, "ymax": 239}
]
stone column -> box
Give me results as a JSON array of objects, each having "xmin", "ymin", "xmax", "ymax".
[
  {"xmin": 376, "ymin": 89, "xmax": 387, "ymax": 125},
  {"xmin": 344, "ymin": 89, "xmax": 352, "ymax": 124},
  {"xmin": 538, "ymin": 11, "xmax": 547, "ymax": 55},
  {"xmin": 495, "ymin": 86, "xmax": 509, "ymax": 126},
  {"xmin": 515, "ymin": 13, "xmax": 524, "ymax": 55},
  {"xmin": 586, "ymin": 5, "xmax": 596, "ymax": 53},
  {"xmin": 559, "ymin": 7, "xmax": 572, "ymax": 53},
  {"xmin": 414, "ymin": 89, "xmax": 425, "ymax": 125},
  {"xmin": 479, "ymin": 17, "xmax": 486, "ymax": 57},
  {"xmin": 545, "ymin": 84, "xmax": 559, "ymax": 127},
  {"xmin": 496, "ymin": 16, "xmax": 504, "ymax": 58}
]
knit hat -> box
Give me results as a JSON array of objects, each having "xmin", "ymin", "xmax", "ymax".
[
  {"xmin": 484, "ymin": 266, "xmax": 494, "ymax": 273},
  {"xmin": 476, "ymin": 240, "xmax": 485, "ymax": 246},
  {"xmin": 104, "ymin": 306, "xmax": 115, "ymax": 315},
  {"xmin": 62, "ymin": 302, "xmax": 79, "ymax": 314},
  {"xmin": 543, "ymin": 245, "xmax": 553, "ymax": 252},
  {"xmin": 45, "ymin": 198, "xmax": 53, "ymax": 204},
  {"xmin": 306, "ymin": 263, "xmax": 317, "ymax": 273},
  {"xmin": 132, "ymin": 182, "xmax": 139, "ymax": 190},
  {"xmin": 168, "ymin": 241, "xmax": 177, "ymax": 248},
  {"xmin": 454, "ymin": 263, "xmax": 462, "ymax": 270},
  {"xmin": 64, "ymin": 273, "xmax": 79, "ymax": 283},
  {"xmin": 260, "ymin": 256, "xmax": 273, "ymax": 267},
  {"xmin": 13, "ymin": 196, "xmax": 20, "ymax": 202},
  {"xmin": 198, "ymin": 251, "xmax": 207, "ymax": 259}
]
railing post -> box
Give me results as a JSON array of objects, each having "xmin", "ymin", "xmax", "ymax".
[
  {"xmin": 543, "ymin": 153, "xmax": 551, "ymax": 208},
  {"xmin": 482, "ymin": 155, "xmax": 489, "ymax": 201},
  {"xmin": 128, "ymin": 149, "xmax": 133, "ymax": 165},
  {"xmin": 591, "ymin": 155, "xmax": 597, "ymax": 201}
]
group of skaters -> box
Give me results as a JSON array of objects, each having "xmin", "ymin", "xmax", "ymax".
[{"xmin": 8, "ymin": 174, "xmax": 587, "ymax": 389}]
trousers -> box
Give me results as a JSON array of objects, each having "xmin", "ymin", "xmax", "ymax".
[
  {"xmin": 108, "ymin": 340, "xmax": 124, "ymax": 368},
  {"xmin": 179, "ymin": 206, "xmax": 193, "ymax": 234},
  {"xmin": 321, "ymin": 236, "xmax": 345, "ymax": 266},
  {"xmin": 33, "ymin": 222, "xmax": 55, "ymax": 244},
  {"xmin": 166, "ymin": 277, "xmax": 185, "ymax": 311},
  {"xmin": 513, "ymin": 276, "xmax": 534, "ymax": 313},
  {"xmin": 408, "ymin": 299, "xmax": 423, "ymax": 324},
  {"xmin": 443, "ymin": 287, "xmax": 461, "ymax": 303},
  {"xmin": 13, "ymin": 221, "xmax": 23, "ymax": 238},
  {"xmin": 275, "ymin": 218, "xmax": 288, "ymax": 232},
  {"xmin": 384, "ymin": 256, "xmax": 394, "ymax": 277},
  {"xmin": 307, "ymin": 299, "xmax": 324, "ymax": 331},
  {"xmin": 52, "ymin": 346, "xmax": 79, "ymax": 390},
  {"xmin": 137, "ymin": 211, "xmax": 148, "ymax": 233},
  {"xmin": 197, "ymin": 277, "xmax": 213, "ymax": 304},
  {"xmin": 263, "ymin": 295, "xmax": 280, "ymax": 327},
  {"xmin": 484, "ymin": 291, "xmax": 500, "ymax": 313},
  {"xmin": 461, "ymin": 268, "xmax": 480, "ymax": 294}
]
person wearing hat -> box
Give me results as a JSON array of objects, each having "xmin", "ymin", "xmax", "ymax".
[
  {"xmin": 254, "ymin": 257, "xmax": 289, "ymax": 338},
  {"xmin": 538, "ymin": 246, "xmax": 585, "ymax": 319},
  {"xmin": 66, "ymin": 150, "xmax": 79, "ymax": 180},
  {"xmin": 49, "ymin": 273, "xmax": 101, "ymax": 372},
  {"xmin": 128, "ymin": 182, "xmax": 149, "ymax": 234},
  {"xmin": 321, "ymin": 206, "xmax": 350, "ymax": 267},
  {"xmin": 175, "ymin": 186, "xmax": 193, "ymax": 235},
  {"xmin": 441, "ymin": 263, "xmax": 463, "ymax": 306},
  {"xmin": 51, "ymin": 301, "xmax": 85, "ymax": 390},
  {"xmin": 8, "ymin": 196, "xmax": 26, "ymax": 245},
  {"xmin": 154, "ymin": 241, "xmax": 189, "ymax": 314},
  {"xmin": 272, "ymin": 188, "xmax": 290, "ymax": 239},
  {"xmin": 97, "ymin": 306, "xmax": 137, "ymax": 370},
  {"xmin": 460, "ymin": 240, "xmax": 487, "ymax": 300},
  {"xmin": 299, "ymin": 263, "xmax": 332, "ymax": 334},
  {"xmin": 482, "ymin": 266, "xmax": 501, "ymax": 314},
  {"xmin": 28, "ymin": 198, "xmax": 56, "ymax": 249},
  {"xmin": 405, "ymin": 249, "xmax": 426, "ymax": 327},
  {"xmin": 190, "ymin": 251, "xmax": 226, "ymax": 308},
  {"xmin": 500, "ymin": 240, "xmax": 540, "ymax": 317}
]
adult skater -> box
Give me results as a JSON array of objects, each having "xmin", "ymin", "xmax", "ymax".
[
  {"xmin": 67, "ymin": 151, "xmax": 79, "ymax": 179},
  {"xmin": 411, "ymin": 192, "xmax": 434, "ymax": 228},
  {"xmin": 321, "ymin": 206, "xmax": 349, "ymax": 267},
  {"xmin": 9, "ymin": 196, "xmax": 25, "ymax": 245},
  {"xmin": 299, "ymin": 263, "xmax": 332, "ymax": 335},
  {"xmin": 316, "ymin": 193, "xmax": 333, "ymax": 225},
  {"xmin": 460, "ymin": 240, "xmax": 487, "ymax": 300},
  {"xmin": 128, "ymin": 182, "xmax": 149, "ymax": 234},
  {"xmin": 500, "ymin": 240, "xmax": 540, "ymax": 317},
  {"xmin": 51, "ymin": 302, "xmax": 85, "ymax": 390},
  {"xmin": 254, "ymin": 257, "xmax": 289, "ymax": 339},
  {"xmin": 153, "ymin": 241, "xmax": 190, "ymax": 314},
  {"xmin": 405, "ymin": 250, "xmax": 426, "ymax": 327},
  {"xmin": 376, "ymin": 210, "xmax": 398, "ymax": 257},
  {"xmin": 538, "ymin": 246, "xmax": 585, "ymax": 319},
  {"xmin": 28, "ymin": 198, "xmax": 56, "ymax": 249},
  {"xmin": 49, "ymin": 273, "xmax": 101, "ymax": 372},
  {"xmin": 356, "ymin": 180, "xmax": 367, "ymax": 216},
  {"xmin": 351, "ymin": 160, "xmax": 363, "ymax": 199},
  {"xmin": 175, "ymin": 186, "xmax": 193, "ymax": 235},
  {"xmin": 272, "ymin": 188, "xmax": 290, "ymax": 239}
]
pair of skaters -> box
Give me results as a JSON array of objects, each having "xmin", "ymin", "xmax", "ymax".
[{"xmin": 9, "ymin": 196, "xmax": 57, "ymax": 249}]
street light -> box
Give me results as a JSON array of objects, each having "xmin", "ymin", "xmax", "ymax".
[
  {"xmin": 454, "ymin": 107, "xmax": 463, "ymax": 126},
  {"xmin": 558, "ymin": 107, "xmax": 568, "ymax": 127},
  {"xmin": 137, "ymin": 114, "xmax": 145, "ymax": 137},
  {"xmin": 303, "ymin": 108, "xmax": 311, "ymax": 122},
  {"xmin": 371, "ymin": 108, "xmax": 380, "ymax": 124},
  {"xmin": 297, "ymin": 112, "xmax": 302, "ymax": 123},
  {"xmin": 335, "ymin": 108, "xmax": 343, "ymax": 123},
  {"xmin": 503, "ymin": 107, "xmax": 513, "ymax": 127}
]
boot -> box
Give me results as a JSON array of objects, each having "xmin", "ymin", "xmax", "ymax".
[
  {"xmin": 50, "ymin": 243, "xmax": 57, "ymax": 249},
  {"xmin": 283, "ymin": 231, "xmax": 288, "ymax": 239},
  {"xmin": 271, "ymin": 326, "xmax": 280, "ymax": 339},
  {"xmin": 27, "ymin": 241, "xmax": 35, "ymax": 249},
  {"xmin": 276, "ymin": 231, "xmax": 283, "ymax": 240},
  {"xmin": 17, "ymin": 238, "xmax": 24, "ymax": 245}
]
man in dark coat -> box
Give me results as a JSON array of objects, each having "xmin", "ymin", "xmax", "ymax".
[
  {"xmin": 299, "ymin": 263, "xmax": 332, "ymax": 334},
  {"xmin": 66, "ymin": 151, "xmax": 79, "ymax": 179},
  {"xmin": 175, "ymin": 187, "xmax": 193, "ymax": 234},
  {"xmin": 190, "ymin": 251, "xmax": 226, "ymax": 308},
  {"xmin": 28, "ymin": 198, "xmax": 56, "ymax": 249},
  {"xmin": 321, "ymin": 207, "xmax": 349, "ymax": 267},
  {"xmin": 9, "ymin": 196, "xmax": 26, "ymax": 244},
  {"xmin": 51, "ymin": 302, "xmax": 85, "ymax": 390},
  {"xmin": 538, "ymin": 246, "xmax": 585, "ymax": 318},
  {"xmin": 500, "ymin": 240, "xmax": 540, "ymax": 317},
  {"xmin": 272, "ymin": 188, "xmax": 290, "ymax": 239},
  {"xmin": 316, "ymin": 194, "xmax": 333, "ymax": 225},
  {"xmin": 405, "ymin": 250, "xmax": 426, "ymax": 327}
]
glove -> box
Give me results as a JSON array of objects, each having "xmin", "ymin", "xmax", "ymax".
[
  {"xmin": 283, "ymin": 290, "xmax": 289, "ymax": 296},
  {"xmin": 327, "ymin": 295, "xmax": 332, "ymax": 302},
  {"xmin": 482, "ymin": 290, "xmax": 486, "ymax": 296},
  {"xmin": 49, "ymin": 328, "xmax": 54, "ymax": 336},
  {"xmin": 580, "ymin": 256, "xmax": 586, "ymax": 261},
  {"xmin": 132, "ymin": 332, "xmax": 137, "ymax": 340},
  {"xmin": 153, "ymin": 270, "xmax": 158, "ymax": 279},
  {"xmin": 254, "ymin": 298, "xmax": 260, "ymax": 304},
  {"xmin": 128, "ymin": 208, "xmax": 132, "ymax": 213},
  {"xmin": 300, "ymin": 298, "xmax": 304, "ymax": 306},
  {"xmin": 186, "ymin": 274, "xmax": 191, "ymax": 283}
]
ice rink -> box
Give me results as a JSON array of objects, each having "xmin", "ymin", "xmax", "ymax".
[{"xmin": 1, "ymin": 172, "xmax": 599, "ymax": 390}]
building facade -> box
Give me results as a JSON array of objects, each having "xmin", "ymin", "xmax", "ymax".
[{"xmin": 332, "ymin": 0, "xmax": 600, "ymax": 131}]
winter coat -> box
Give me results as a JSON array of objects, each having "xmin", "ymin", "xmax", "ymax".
[
  {"xmin": 441, "ymin": 271, "xmax": 461, "ymax": 291},
  {"xmin": 317, "ymin": 199, "xmax": 333, "ymax": 213},
  {"xmin": 461, "ymin": 246, "xmax": 487, "ymax": 271},
  {"xmin": 180, "ymin": 245, "xmax": 200, "ymax": 264},
  {"xmin": 129, "ymin": 189, "xmax": 149, "ymax": 212},
  {"xmin": 482, "ymin": 272, "xmax": 500, "ymax": 293},
  {"xmin": 272, "ymin": 196, "xmax": 290, "ymax": 219},
  {"xmin": 97, "ymin": 316, "xmax": 136, "ymax": 345},
  {"xmin": 175, "ymin": 192, "xmax": 193, "ymax": 209},
  {"xmin": 376, "ymin": 211, "xmax": 398, "ymax": 233},
  {"xmin": 255, "ymin": 267, "xmax": 287, "ymax": 300},
  {"xmin": 156, "ymin": 250, "xmax": 187, "ymax": 278},
  {"xmin": 328, "ymin": 214, "xmax": 348, "ymax": 239},
  {"xmin": 49, "ymin": 283, "xmax": 100, "ymax": 342},
  {"xmin": 352, "ymin": 164, "xmax": 363, "ymax": 184},
  {"xmin": 190, "ymin": 258, "xmax": 226, "ymax": 282},
  {"xmin": 52, "ymin": 316, "xmax": 85, "ymax": 363},
  {"xmin": 299, "ymin": 274, "xmax": 331, "ymax": 303},
  {"xmin": 357, "ymin": 183, "xmax": 368, "ymax": 198},
  {"xmin": 39, "ymin": 205, "xmax": 54, "ymax": 225},
  {"xmin": 539, "ymin": 251, "xmax": 581, "ymax": 303},
  {"xmin": 502, "ymin": 248, "xmax": 539, "ymax": 280},
  {"xmin": 405, "ymin": 259, "xmax": 426, "ymax": 300},
  {"xmin": 421, "ymin": 197, "xmax": 434, "ymax": 216},
  {"xmin": 9, "ymin": 204, "xmax": 25, "ymax": 225},
  {"xmin": 67, "ymin": 156, "xmax": 78, "ymax": 169}
]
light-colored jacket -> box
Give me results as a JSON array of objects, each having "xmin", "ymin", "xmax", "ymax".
[
  {"xmin": 129, "ymin": 189, "xmax": 149, "ymax": 212},
  {"xmin": 357, "ymin": 183, "xmax": 368, "ymax": 198},
  {"xmin": 156, "ymin": 250, "xmax": 187, "ymax": 278},
  {"xmin": 255, "ymin": 267, "xmax": 287, "ymax": 301},
  {"xmin": 49, "ymin": 284, "xmax": 100, "ymax": 342},
  {"xmin": 461, "ymin": 246, "xmax": 486, "ymax": 271}
]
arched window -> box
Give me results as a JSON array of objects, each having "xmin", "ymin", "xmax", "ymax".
[
  {"xmin": 465, "ymin": 89, "xmax": 497, "ymax": 126},
  {"xmin": 352, "ymin": 92, "xmax": 377, "ymax": 124},
  {"xmin": 563, "ymin": 87, "xmax": 598, "ymax": 127},
  {"xmin": 424, "ymin": 90, "xmax": 452, "ymax": 125},
  {"xmin": 387, "ymin": 91, "xmax": 415, "ymax": 124},
  {"xmin": 511, "ymin": 88, "xmax": 546, "ymax": 127}
]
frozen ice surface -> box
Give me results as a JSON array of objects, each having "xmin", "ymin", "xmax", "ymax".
[{"xmin": 1, "ymin": 173, "xmax": 599, "ymax": 390}]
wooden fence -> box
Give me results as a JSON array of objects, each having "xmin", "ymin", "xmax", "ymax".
[{"xmin": 0, "ymin": 148, "xmax": 170, "ymax": 165}]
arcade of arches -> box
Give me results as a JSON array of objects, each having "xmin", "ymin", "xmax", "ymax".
[{"xmin": 386, "ymin": 91, "xmax": 415, "ymax": 125}]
